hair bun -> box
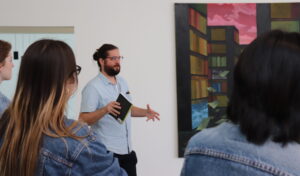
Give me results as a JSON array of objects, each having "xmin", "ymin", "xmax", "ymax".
[{"xmin": 93, "ymin": 49, "xmax": 100, "ymax": 61}]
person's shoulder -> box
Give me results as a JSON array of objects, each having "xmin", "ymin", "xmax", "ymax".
[
  {"xmin": 116, "ymin": 75, "xmax": 128, "ymax": 85},
  {"xmin": 42, "ymin": 119, "xmax": 91, "ymax": 156},
  {"xmin": 83, "ymin": 74, "xmax": 104, "ymax": 90},
  {"xmin": 64, "ymin": 118, "xmax": 90, "ymax": 137},
  {"xmin": 88, "ymin": 74, "xmax": 104, "ymax": 84},
  {"xmin": 0, "ymin": 92, "xmax": 10, "ymax": 115},
  {"xmin": 184, "ymin": 122, "xmax": 300, "ymax": 175},
  {"xmin": 40, "ymin": 119, "xmax": 112, "ymax": 172},
  {"xmin": 0, "ymin": 91, "xmax": 10, "ymax": 104},
  {"xmin": 187, "ymin": 122, "xmax": 240, "ymax": 149}
]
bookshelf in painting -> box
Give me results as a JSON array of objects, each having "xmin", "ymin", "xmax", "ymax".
[
  {"xmin": 206, "ymin": 26, "xmax": 240, "ymax": 125},
  {"xmin": 189, "ymin": 6, "xmax": 210, "ymax": 131},
  {"xmin": 175, "ymin": 4, "xmax": 210, "ymax": 157},
  {"xmin": 257, "ymin": 3, "xmax": 300, "ymax": 35}
]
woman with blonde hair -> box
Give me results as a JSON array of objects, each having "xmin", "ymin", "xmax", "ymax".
[
  {"xmin": 0, "ymin": 39, "xmax": 127, "ymax": 176},
  {"xmin": 0, "ymin": 40, "xmax": 14, "ymax": 115}
]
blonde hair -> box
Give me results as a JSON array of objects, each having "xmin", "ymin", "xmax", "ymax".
[{"xmin": 0, "ymin": 39, "xmax": 83, "ymax": 176}]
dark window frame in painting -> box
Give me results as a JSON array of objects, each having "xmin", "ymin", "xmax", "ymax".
[{"xmin": 175, "ymin": 4, "xmax": 241, "ymax": 157}]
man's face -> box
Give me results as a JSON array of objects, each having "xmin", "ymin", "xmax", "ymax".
[{"xmin": 102, "ymin": 49, "xmax": 121, "ymax": 76}]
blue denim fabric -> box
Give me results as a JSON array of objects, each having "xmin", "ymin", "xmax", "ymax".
[
  {"xmin": 0, "ymin": 91, "xmax": 10, "ymax": 116},
  {"xmin": 36, "ymin": 119, "xmax": 127, "ymax": 176},
  {"xmin": 181, "ymin": 122, "xmax": 300, "ymax": 176}
]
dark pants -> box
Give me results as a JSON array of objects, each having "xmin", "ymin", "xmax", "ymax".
[{"xmin": 114, "ymin": 151, "xmax": 138, "ymax": 176}]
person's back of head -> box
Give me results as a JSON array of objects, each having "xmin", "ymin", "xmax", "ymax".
[
  {"xmin": 228, "ymin": 30, "xmax": 300, "ymax": 145},
  {"xmin": 0, "ymin": 40, "xmax": 13, "ymax": 81},
  {"xmin": 0, "ymin": 39, "xmax": 80, "ymax": 176},
  {"xmin": 0, "ymin": 40, "xmax": 11, "ymax": 64},
  {"xmin": 181, "ymin": 30, "xmax": 300, "ymax": 176}
]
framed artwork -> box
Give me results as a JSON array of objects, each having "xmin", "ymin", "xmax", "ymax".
[{"xmin": 175, "ymin": 3, "xmax": 300, "ymax": 157}]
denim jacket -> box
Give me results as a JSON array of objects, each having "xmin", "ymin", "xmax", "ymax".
[
  {"xmin": 181, "ymin": 122, "xmax": 300, "ymax": 176},
  {"xmin": 36, "ymin": 119, "xmax": 127, "ymax": 176}
]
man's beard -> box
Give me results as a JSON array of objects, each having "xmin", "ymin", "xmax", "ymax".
[{"xmin": 104, "ymin": 64, "xmax": 120, "ymax": 76}]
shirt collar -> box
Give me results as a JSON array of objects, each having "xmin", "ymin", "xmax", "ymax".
[{"xmin": 98, "ymin": 72, "xmax": 120, "ymax": 85}]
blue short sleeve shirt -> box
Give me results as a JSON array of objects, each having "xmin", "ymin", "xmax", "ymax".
[{"xmin": 80, "ymin": 73, "xmax": 132, "ymax": 154}]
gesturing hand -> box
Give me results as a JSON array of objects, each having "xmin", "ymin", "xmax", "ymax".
[
  {"xmin": 146, "ymin": 104, "xmax": 160, "ymax": 121},
  {"xmin": 106, "ymin": 101, "xmax": 121, "ymax": 116}
]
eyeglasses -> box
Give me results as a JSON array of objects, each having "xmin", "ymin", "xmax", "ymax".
[
  {"xmin": 70, "ymin": 65, "xmax": 81, "ymax": 77},
  {"xmin": 75, "ymin": 65, "xmax": 81, "ymax": 75},
  {"xmin": 69, "ymin": 65, "xmax": 81, "ymax": 82},
  {"xmin": 106, "ymin": 56, "xmax": 124, "ymax": 61}
]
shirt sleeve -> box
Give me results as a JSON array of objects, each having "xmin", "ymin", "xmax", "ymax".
[
  {"xmin": 80, "ymin": 84, "xmax": 101, "ymax": 113},
  {"xmin": 73, "ymin": 132, "xmax": 128, "ymax": 176}
]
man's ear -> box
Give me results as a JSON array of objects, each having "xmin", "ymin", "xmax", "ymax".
[{"xmin": 99, "ymin": 58, "xmax": 104, "ymax": 67}]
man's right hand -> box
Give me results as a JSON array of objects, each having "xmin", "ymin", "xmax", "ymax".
[{"xmin": 106, "ymin": 101, "xmax": 121, "ymax": 116}]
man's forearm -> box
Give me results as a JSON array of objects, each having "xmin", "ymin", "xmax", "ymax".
[
  {"xmin": 131, "ymin": 106, "xmax": 147, "ymax": 117},
  {"xmin": 79, "ymin": 107, "xmax": 108, "ymax": 125}
]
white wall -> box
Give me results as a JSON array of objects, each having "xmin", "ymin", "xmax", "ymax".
[{"xmin": 0, "ymin": 0, "xmax": 298, "ymax": 175}]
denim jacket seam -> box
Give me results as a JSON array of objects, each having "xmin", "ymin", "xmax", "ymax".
[
  {"xmin": 70, "ymin": 133, "xmax": 96, "ymax": 161},
  {"xmin": 41, "ymin": 148, "xmax": 73, "ymax": 168},
  {"xmin": 185, "ymin": 148, "xmax": 294, "ymax": 176},
  {"xmin": 38, "ymin": 154, "xmax": 46, "ymax": 176},
  {"xmin": 70, "ymin": 138, "xmax": 88, "ymax": 161}
]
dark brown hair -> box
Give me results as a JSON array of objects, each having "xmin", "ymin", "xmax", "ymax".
[
  {"xmin": 93, "ymin": 44, "xmax": 118, "ymax": 70},
  {"xmin": 0, "ymin": 40, "xmax": 12, "ymax": 64},
  {"xmin": 228, "ymin": 30, "xmax": 300, "ymax": 146}
]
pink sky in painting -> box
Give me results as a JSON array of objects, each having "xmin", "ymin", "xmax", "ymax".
[{"xmin": 207, "ymin": 3, "xmax": 257, "ymax": 44}]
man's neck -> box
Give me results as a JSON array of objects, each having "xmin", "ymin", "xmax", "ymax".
[{"xmin": 101, "ymin": 71, "xmax": 117, "ymax": 84}]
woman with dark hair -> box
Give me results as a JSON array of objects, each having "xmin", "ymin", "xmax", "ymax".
[
  {"xmin": 181, "ymin": 30, "xmax": 300, "ymax": 176},
  {"xmin": 0, "ymin": 39, "xmax": 127, "ymax": 176},
  {"xmin": 0, "ymin": 40, "xmax": 14, "ymax": 115}
]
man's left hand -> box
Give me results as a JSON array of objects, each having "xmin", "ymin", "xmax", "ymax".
[{"xmin": 146, "ymin": 104, "xmax": 160, "ymax": 121}]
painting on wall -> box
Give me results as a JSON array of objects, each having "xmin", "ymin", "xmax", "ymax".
[{"xmin": 175, "ymin": 3, "xmax": 300, "ymax": 157}]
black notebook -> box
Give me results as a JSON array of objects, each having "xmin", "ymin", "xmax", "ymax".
[{"xmin": 109, "ymin": 94, "xmax": 132, "ymax": 123}]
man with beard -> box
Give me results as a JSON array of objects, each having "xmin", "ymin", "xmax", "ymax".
[{"xmin": 79, "ymin": 44, "xmax": 159, "ymax": 176}]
